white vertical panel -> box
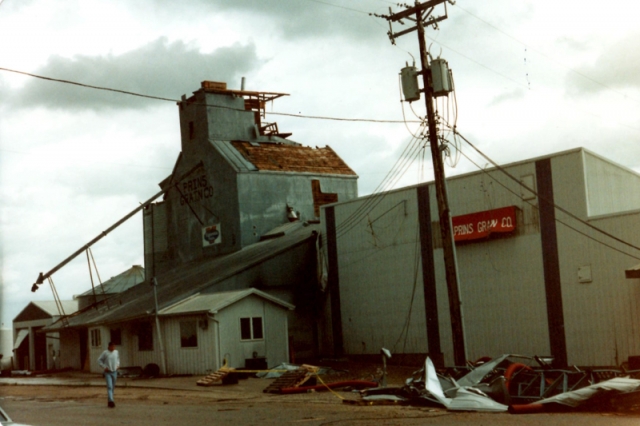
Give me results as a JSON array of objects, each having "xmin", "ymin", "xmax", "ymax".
[
  {"xmin": 129, "ymin": 320, "xmax": 163, "ymax": 372},
  {"xmin": 88, "ymin": 326, "xmax": 110, "ymax": 373},
  {"xmin": 332, "ymin": 149, "xmax": 640, "ymax": 366},
  {"xmin": 163, "ymin": 315, "xmax": 217, "ymax": 375},
  {"xmin": 584, "ymin": 150, "xmax": 640, "ymax": 217},
  {"xmin": 264, "ymin": 301, "xmax": 289, "ymax": 367},
  {"xmin": 334, "ymin": 152, "xmax": 576, "ymax": 365},
  {"xmin": 58, "ymin": 329, "xmax": 81, "ymax": 370},
  {"xmin": 336, "ymin": 189, "xmax": 429, "ymax": 356},
  {"xmin": 442, "ymin": 159, "xmax": 550, "ymax": 364},
  {"xmin": 561, "ymin": 211, "xmax": 640, "ymax": 365}
]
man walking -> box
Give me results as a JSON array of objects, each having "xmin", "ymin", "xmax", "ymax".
[{"xmin": 98, "ymin": 341, "xmax": 120, "ymax": 408}]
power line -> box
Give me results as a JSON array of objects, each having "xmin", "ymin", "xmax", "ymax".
[
  {"xmin": 2, "ymin": 61, "xmax": 639, "ymax": 136},
  {"xmin": 0, "ymin": 67, "xmax": 178, "ymax": 103},
  {"xmin": 451, "ymin": 127, "xmax": 640, "ymax": 255},
  {"xmin": 0, "ymin": 67, "xmax": 420, "ymax": 124},
  {"xmin": 335, "ymin": 126, "xmax": 428, "ymax": 239},
  {"xmin": 267, "ymin": 111, "xmax": 418, "ymax": 123},
  {"xmin": 305, "ymin": 0, "xmax": 639, "ymax": 106},
  {"xmin": 452, "ymin": 3, "xmax": 640, "ymax": 105},
  {"xmin": 423, "ymin": 36, "xmax": 530, "ymax": 90},
  {"xmin": 303, "ymin": 0, "xmax": 371, "ymax": 14},
  {"xmin": 423, "ymin": 43, "xmax": 640, "ymax": 134},
  {"xmin": 455, "ymin": 145, "xmax": 640, "ymax": 261},
  {"xmin": 317, "ymin": 130, "xmax": 426, "ymax": 252}
]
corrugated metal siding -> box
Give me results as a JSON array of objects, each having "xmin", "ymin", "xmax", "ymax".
[
  {"xmin": 560, "ymin": 211, "xmax": 640, "ymax": 365},
  {"xmin": 438, "ymin": 159, "xmax": 551, "ymax": 365},
  {"xmin": 88, "ymin": 327, "xmax": 109, "ymax": 373},
  {"xmin": 0, "ymin": 330, "xmax": 11, "ymax": 370},
  {"xmin": 584, "ymin": 150, "xmax": 640, "ymax": 217},
  {"xmin": 163, "ymin": 315, "xmax": 218, "ymax": 375},
  {"xmin": 211, "ymin": 295, "xmax": 291, "ymax": 369},
  {"xmin": 550, "ymin": 153, "xmax": 591, "ymax": 366},
  {"xmin": 59, "ymin": 329, "xmax": 82, "ymax": 370},
  {"xmin": 115, "ymin": 324, "xmax": 132, "ymax": 368},
  {"xmin": 237, "ymin": 173, "xmax": 357, "ymax": 247},
  {"xmin": 452, "ymin": 234, "xmax": 550, "ymax": 361},
  {"xmin": 332, "ymin": 159, "xmax": 554, "ymax": 364},
  {"xmin": 217, "ymin": 297, "xmax": 268, "ymax": 369},
  {"xmin": 143, "ymin": 202, "xmax": 168, "ymax": 280},
  {"xmin": 128, "ymin": 320, "xmax": 163, "ymax": 372},
  {"xmin": 331, "ymin": 149, "xmax": 640, "ymax": 366},
  {"xmin": 213, "ymin": 140, "xmax": 257, "ymax": 172},
  {"xmin": 547, "ymin": 152, "xmax": 640, "ymax": 365},
  {"xmin": 204, "ymin": 93, "xmax": 254, "ymax": 142},
  {"xmin": 335, "ymin": 190, "xmax": 430, "ymax": 356},
  {"xmin": 264, "ymin": 299, "xmax": 290, "ymax": 368},
  {"xmin": 161, "ymin": 146, "xmax": 242, "ymax": 269}
]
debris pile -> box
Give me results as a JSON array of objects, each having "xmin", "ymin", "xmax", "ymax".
[
  {"xmin": 356, "ymin": 354, "xmax": 640, "ymax": 414},
  {"xmin": 195, "ymin": 354, "xmax": 640, "ymax": 413}
]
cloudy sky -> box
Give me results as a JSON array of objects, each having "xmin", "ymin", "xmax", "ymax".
[{"xmin": 2, "ymin": 0, "xmax": 640, "ymax": 327}]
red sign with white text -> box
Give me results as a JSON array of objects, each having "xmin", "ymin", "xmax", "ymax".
[{"xmin": 452, "ymin": 206, "xmax": 516, "ymax": 242}]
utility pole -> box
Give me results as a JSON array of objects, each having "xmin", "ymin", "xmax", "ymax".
[{"xmin": 376, "ymin": 0, "xmax": 466, "ymax": 366}]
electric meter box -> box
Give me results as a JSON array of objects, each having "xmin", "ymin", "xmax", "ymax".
[
  {"xmin": 430, "ymin": 58, "xmax": 452, "ymax": 97},
  {"xmin": 400, "ymin": 65, "xmax": 421, "ymax": 102}
]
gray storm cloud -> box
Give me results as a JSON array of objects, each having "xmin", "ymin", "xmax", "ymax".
[
  {"xmin": 7, "ymin": 38, "xmax": 263, "ymax": 111},
  {"xmin": 150, "ymin": 0, "xmax": 381, "ymax": 41},
  {"xmin": 566, "ymin": 32, "xmax": 640, "ymax": 95},
  {"xmin": 488, "ymin": 88, "xmax": 525, "ymax": 107}
]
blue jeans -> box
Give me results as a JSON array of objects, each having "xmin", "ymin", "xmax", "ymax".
[{"xmin": 104, "ymin": 371, "xmax": 118, "ymax": 402}]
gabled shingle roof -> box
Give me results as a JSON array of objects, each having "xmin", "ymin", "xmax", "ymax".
[{"xmin": 230, "ymin": 142, "xmax": 356, "ymax": 175}]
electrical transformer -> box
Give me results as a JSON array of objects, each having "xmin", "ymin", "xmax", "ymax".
[
  {"xmin": 430, "ymin": 58, "xmax": 453, "ymax": 97},
  {"xmin": 400, "ymin": 64, "xmax": 421, "ymax": 102}
]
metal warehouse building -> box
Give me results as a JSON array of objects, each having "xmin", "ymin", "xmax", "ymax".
[{"xmin": 321, "ymin": 148, "xmax": 640, "ymax": 368}]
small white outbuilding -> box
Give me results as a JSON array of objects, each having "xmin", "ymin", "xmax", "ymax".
[{"xmin": 156, "ymin": 288, "xmax": 295, "ymax": 373}]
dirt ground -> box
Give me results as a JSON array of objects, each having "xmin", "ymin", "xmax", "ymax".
[
  {"xmin": 0, "ymin": 361, "xmax": 416, "ymax": 406},
  {"xmin": 1, "ymin": 362, "xmax": 640, "ymax": 426}
]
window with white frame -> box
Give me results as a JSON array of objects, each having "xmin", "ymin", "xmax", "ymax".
[
  {"xmin": 240, "ymin": 317, "xmax": 264, "ymax": 340},
  {"xmin": 90, "ymin": 329, "xmax": 101, "ymax": 347}
]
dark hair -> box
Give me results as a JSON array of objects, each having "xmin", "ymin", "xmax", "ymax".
[{"xmin": 108, "ymin": 342, "xmax": 114, "ymax": 346}]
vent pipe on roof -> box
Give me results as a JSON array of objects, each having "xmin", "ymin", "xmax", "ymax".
[{"xmin": 241, "ymin": 77, "xmax": 246, "ymax": 91}]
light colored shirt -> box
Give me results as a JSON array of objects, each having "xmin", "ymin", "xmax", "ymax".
[{"xmin": 97, "ymin": 349, "xmax": 120, "ymax": 372}]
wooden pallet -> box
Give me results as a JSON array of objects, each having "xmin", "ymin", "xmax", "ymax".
[
  {"xmin": 196, "ymin": 367, "xmax": 235, "ymax": 386},
  {"xmin": 263, "ymin": 364, "xmax": 319, "ymax": 393}
]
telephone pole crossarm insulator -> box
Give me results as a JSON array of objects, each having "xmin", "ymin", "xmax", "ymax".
[{"xmin": 387, "ymin": 0, "xmax": 447, "ymax": 22}]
